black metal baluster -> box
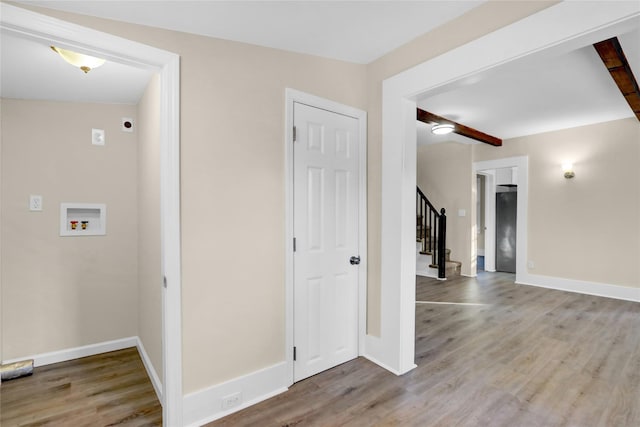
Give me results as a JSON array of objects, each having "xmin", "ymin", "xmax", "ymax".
[{"xmin": 416, "ymin": 186, "xmax": 447, "ymax": 279}]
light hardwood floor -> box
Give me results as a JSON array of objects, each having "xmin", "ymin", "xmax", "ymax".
[
  {"xmin": 209, "ymin": 272, "xmax": 640, "ymax": 426},
  {"xmin": 0, "ymin": 347, "xmax": 161, "ymax": 426}
]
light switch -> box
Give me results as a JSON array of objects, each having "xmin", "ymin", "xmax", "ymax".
[
  {"xmin": 29, "ymin": 195, "xmax": 42, "ymax": 211},
  {"xmin": 458, "ymin": 209, "xmax": 466, "ymax": 217},
  {"xmin": 92, "ymin": 128, "xmax": 105, "ymax": 145}
]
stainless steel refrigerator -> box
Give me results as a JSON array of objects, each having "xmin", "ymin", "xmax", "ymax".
[{"xmin": 496, "ymin": 190, "xmax": 517, "ymax": 273}]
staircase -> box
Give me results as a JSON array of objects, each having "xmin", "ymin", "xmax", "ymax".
[{"xmin": 416, "ymin": 187, "xmax": 462, "ymax": 280}]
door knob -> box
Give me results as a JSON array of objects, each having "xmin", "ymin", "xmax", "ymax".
[{"xmin": 350, "ymin": 256, "xmax": 361, "ymax": 265}]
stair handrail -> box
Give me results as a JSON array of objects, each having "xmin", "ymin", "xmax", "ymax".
[
  {"xmin": 416, "ymin": 186, "xmax": 447, "ymax": 279},
  {"xmin": 416, "ymin": 186, "xmax": 439, "ymax": 214}
]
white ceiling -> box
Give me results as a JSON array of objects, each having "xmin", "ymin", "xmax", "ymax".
[
  {"xmin": 1, "ymin": 1, "xmax": 639, "ymax": 140},
  {"xmin": 11, "ymin": 1, "xmax": 483, "ymax": 64},
  {"xmin": 1, "ymin": 0, "xmax": 482, "ymax": 105},
  {"xmin": 0, "ymin": 31, "xmax": 154, "ymax": 104},
  {"xmin": 418, "ymin": 29, "xmax": 640, "ymax": 144}
]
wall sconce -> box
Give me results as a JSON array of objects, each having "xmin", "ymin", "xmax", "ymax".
[
  {"xmin": 562, "ymin": 162, "xmax": 575, "ymax": 179},
  {"xmin": 50, "ymin": 46, "xmax": 106, "ymax": 74}
]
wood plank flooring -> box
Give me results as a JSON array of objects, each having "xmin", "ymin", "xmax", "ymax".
[
  {"xmin": 208, "ymin": 272, "xmax": 640, "ymax": 426},
  {"xmin": 0, "ymin": 347, "xmax": 161, "ymax": 427}
]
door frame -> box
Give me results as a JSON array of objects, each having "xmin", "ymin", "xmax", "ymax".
[
  {"xmin": 377, "ymin": 1, "xmax": 640, "ymax": 374},
  {"xmin": 474, "ymin": 158, "xmax": 529, "ymax": 277},
  {"xmin": 284, "ymin": 89, "xmax": 367, "ymax": 386},
  {"xmin": 476, "ymin": 170, "xmax": 496, "ymax": 272},
  {"xmin": 0, "ymin": 5, "xmax": 183, "ymax": 425}
]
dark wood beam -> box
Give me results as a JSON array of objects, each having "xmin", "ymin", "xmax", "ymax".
[
  {"xmin": 593, "ymin": 37, "xmax": 640, "ymax": 121},
  {"xmin": 416, "ymin": 108, "xmax": 502, "ymax": 146}
]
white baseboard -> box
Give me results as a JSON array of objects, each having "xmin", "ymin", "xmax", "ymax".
[
  {"xmin": 183, "ymin": 361, "xmax": 289, "ymax": 427},
  {"xmin": 2, "ymin": 336, "xmax": 137, "ymax": 367},
  {"xmin": 517, "ymin": 273, "xmax": 640, "ymax": 302},
  {"xmin": 135, "ymin": 337, "xmax": 163, "ymax": 404},
  {"xmin": 362, "ymin": 353, "xmax": 415, "ymax": 376},
  {"xmin": 363, "ymin": 335, "xmax": 416, "ymax": 376},
  {"xmin": 2, "ymin": 337, "xmax": 164, "ymax": 405},
  {"xmin": 416, "ymin": 268, "xmax": 437, "ymax": 278}
]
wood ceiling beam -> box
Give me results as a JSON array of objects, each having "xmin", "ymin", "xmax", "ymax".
[
  {"xmin": 593, "ymin": 37, "xmax": 640, "ymax": 121},
  {"xmin": 416, "ymin": 108, "xmax": 502, "ymax": 147}
]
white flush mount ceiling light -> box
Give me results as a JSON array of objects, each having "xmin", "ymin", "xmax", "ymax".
[
  {"xmin": 431, "ymin": 123, "xmax": 455, "ymax": 135},
  {"xmin": 50, "ymin": 46, "xmax": 106, "ymax": 74}
]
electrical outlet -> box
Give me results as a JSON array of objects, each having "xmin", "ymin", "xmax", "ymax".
[
  {"xmin": 221, "ymin": 392, "xmax": 242, "ymax": 410},
  {"xmin": 29, "ymin": 195, "xmax": 42, "ymax": 211},
  {"xmin": 528, "ymin": 260, "xmax": 535, "ymax": 269}
]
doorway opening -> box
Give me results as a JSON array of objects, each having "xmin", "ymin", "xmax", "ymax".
[
  {"xmin": 0, "ymin": 5, "xmax": 182, "ymax": 425},
  {"xmin": 475, "ymin": 164, "xmax": 525, "ymax": 276},
  {"xmin": 476, "ymin": 174, "xmax": 487, "ymax": 273},
  {"xmin": 473, "ymin": 158, "xmax": 528, "ymax": 279},
  {"xmin": 378, "ymin": 2, "xmax": 636, "ymax": 375}
]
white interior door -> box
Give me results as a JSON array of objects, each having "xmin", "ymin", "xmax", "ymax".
[{"xmin": 293, "ymin": 102, "xmax": 360, "ymax": 382}]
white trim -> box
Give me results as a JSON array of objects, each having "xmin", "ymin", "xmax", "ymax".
[
  {"xmin": 477, "ymin": 171, "xmax": 496, "ymax": 272},
  {"xmin": 183, "ymin": 362, "xmax": 288, "ymax": 427},
  {"xmin": 518, "ymin": 274, "xmax": 640, "ymax": 303},
  {"xmin": 416, "ymin": 301, "xmax": 490, "ymax": 307},
  {"xmin": 158, "ymin": 37, "xmax": 184, "ymax": 427},
  {"xmin": 284, "ymin": 91, "xmax": 295, "ymax": 386},
  {"xmin": 380, "ymin": 1, "xmax": 640, "ymax": 375},
  {"xmin": 0, "ymin": 5, "xmax": 182, "ymax": 425},
  {"xmin": 357, "ymin": 101, "xmax": 368, "ymax": 359},
  {"xmin": 0, "ymin": 4, "xmax": 176, "ymax": 68},
  {"xmin": 136, "ymin": 337, "xmax": 163, "ymax": 404},
  {"xmin": 415, "ymin": 268, "xmax": 439, "ymax": 279},
  {"xmin": 363, "ymin": 336, "xmax": 414, "ymax": 376},
  {"xmin": 284, "ymin": 89, "xmax": 368, "ymax": 384},
  {"xmin": 376, "ymin": 96, "xmax": 419, "ymax": 375},
  {"xmin": 473, "ymin": 156, "xmax": 528, "ymax": 282},
  {"xmin": 2, "ymin": 337, "xmax": 137, "ymax": 367}
]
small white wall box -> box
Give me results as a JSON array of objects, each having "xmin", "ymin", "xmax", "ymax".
[{"xmin": 60, "ymin": 203, "xmax": 106, "ymax": 236}]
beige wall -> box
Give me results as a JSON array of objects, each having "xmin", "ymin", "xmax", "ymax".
[
  {"xmin": 161, "ymin": 29, "xmax": 366, "ymax": 395},
  {"xmin": 364, "ymin": 1, "xmax": 558, "ymax": 334},
  {"xmin": 1, "ymin": 99, "xmax": 138, "ymax": 359},
  {"xmin": 137, "ymin": 74, "xmax": 163, "ymax": 381},
  {"xmin": 18, "ymin": 0, "xmax": 562, "ymax": 395},
  {"xmin": 474, "ymin": 118, "xmax": 640, "ymax": 288},
  {"xmin": 24, "ymin": 7, "xmax": 368, "ymax": 393},
  {"xmin": 417, "ymin": 142, "xmax": 473, "ymax": 276}
]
